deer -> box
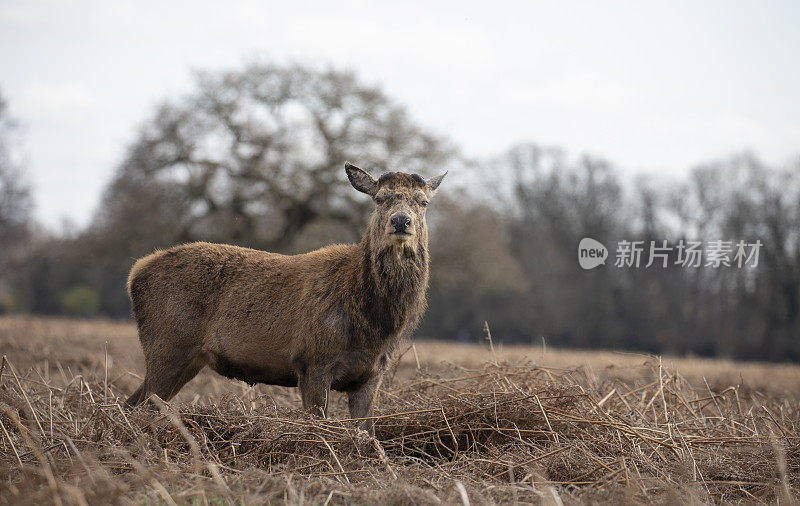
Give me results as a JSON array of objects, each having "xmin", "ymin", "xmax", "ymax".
[{"xmin": 125, "ymin": 162, "xmax": 446, "ymax": 434}]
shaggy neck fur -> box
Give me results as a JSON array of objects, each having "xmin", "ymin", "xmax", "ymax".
[{"xmin": 350, "ymin": 212, "xmax": 430, "ymax": 344}]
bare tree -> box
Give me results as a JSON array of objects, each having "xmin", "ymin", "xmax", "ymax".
[
  {"xmin": 98, "ymin": 63, "xmax": 457, "ymax": 252},
  {"xmin": 0, "ymin": 92, "xmax": 31, "ymax": 276},
  {"xmin": 491, "ymin": 144, "xmax": 626, "ymax": 345},
  {"xmin": 0, "ymin": 92, "xmax": 32, "ymax": 312}
]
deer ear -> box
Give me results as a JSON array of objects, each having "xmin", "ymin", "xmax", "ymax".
[
  {"xmin": 345, "ymin": 162, "xmax": 378, "ymax": 196},
  {"xmin": 426, "ymin": 171, "xmax": 448, "ymax": 194}
]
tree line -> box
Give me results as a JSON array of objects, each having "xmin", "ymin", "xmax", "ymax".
[{"xmin": 1, "ymin": 63, "xmax": 798, "ymax": 361}]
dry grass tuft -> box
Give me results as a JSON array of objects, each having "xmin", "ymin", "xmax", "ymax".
[{"xmin": 1, "ymin": 317, "xmax": 799, "ymax": 504}]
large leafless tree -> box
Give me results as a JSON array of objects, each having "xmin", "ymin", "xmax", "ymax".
[
  {"xmin": 98, "ymin": 63, "xmax": 456, "ymax": 252},
  {"xmin": 0, "ymin": 92, "xmax": 31, "ymax": 275}
]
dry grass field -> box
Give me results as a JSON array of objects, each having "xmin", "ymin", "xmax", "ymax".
[{"xmin": 1, "ymin": 316, "xmax": 798, "ymax": 504}]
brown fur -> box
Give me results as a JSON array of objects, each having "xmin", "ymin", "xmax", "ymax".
[{"xmin": 125, "ymin": 163, "xmax": 446, "ymax": 433}]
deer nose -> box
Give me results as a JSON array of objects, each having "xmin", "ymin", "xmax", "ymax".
[{"xmin": 391, "ymin": 214, "xmax": 412, "ymax": 233}]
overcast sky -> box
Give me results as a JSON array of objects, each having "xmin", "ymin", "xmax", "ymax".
[{"xmin": 1, "ymin": 0, "xmax": 799, "ymax": 228}]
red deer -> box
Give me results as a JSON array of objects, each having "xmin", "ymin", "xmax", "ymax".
[{"xmin": 125, "ymin": 163, "xmax": 446, "ymax": 433}]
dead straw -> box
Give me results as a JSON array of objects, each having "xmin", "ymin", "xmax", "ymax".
[{"xmin": 0, "ymin": 352, "xmax": 798, "ymax": 504}]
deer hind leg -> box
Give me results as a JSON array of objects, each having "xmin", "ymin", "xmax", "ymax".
[
  {"xmin": 126, "ymin": 347, "xmax": 205, "ymax": 407},
  {"xmin": 125, "ymin": 382, "xmax": 148, "ymax": 407}
]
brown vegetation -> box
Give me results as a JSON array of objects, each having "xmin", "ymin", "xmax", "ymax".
[{"xmin": 1, "ymin": 316, "xmax": 799, "ymax": 504}]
